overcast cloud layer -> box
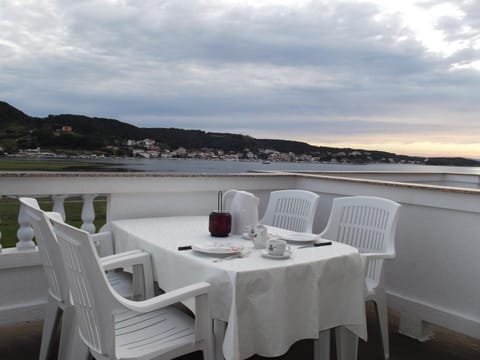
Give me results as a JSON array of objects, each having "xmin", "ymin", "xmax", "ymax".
[{"xmin": 1, "ymin": 0, "xmax": 480, "ymax": 157}]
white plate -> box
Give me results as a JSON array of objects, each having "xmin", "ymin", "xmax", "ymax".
[
  {"xmin": 192, "ymin": 242, "xmax": 244, "ymax": 255},
  {"xmin": 262, "ymin": 250, "xmax": 292, "ymax": 260},
  {"xmin": 280, "ymin": 233, "xmax": 317, "ymax": 243}
]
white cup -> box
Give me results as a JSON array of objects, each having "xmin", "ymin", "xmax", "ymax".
[{"xmin": 266, "ymin": 239, "xmax": 291, "ymax": 256}]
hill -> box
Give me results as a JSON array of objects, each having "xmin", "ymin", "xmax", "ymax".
[
  {"xmin": 0, "ymin": 101, "xmax": 260, "ymax": 153},
  {"xmin": 0, "ymin": 100, "xmax": 477, "ymax": 166}
]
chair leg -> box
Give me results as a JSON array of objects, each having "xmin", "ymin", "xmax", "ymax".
[
  {"xmin": 58, "ymin": 305, "xmax": 90, "ymax": 360},
  {"xmin": 314, "ymin": 329, "xmax": 331, "ymax": 360},
  {"xmin": 70, "ymin": 328, "xmax": 90, "ymax": 360},
  {"xmin": 202, "ymin": 319, "xmax": 215, "ymax": 360},
  {"xmin": 39, "ymin": 297, "xmax": 62, "ymax": 360},
  {"xmin": 132, "ymin": 262, "xmax": 155, "ymax": 300},
  {"xmin": 203, "ymin": 338, "xmax": 214, "ymax": 360},
  {"xmin": 58, "ymin": 305, "xmax": 74, "ymax": 359},
  {"xmin": 374, "ymin": 296, "xmax": 390, "ymax": 360}
]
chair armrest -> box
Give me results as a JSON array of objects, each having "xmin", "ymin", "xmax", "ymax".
[
  {"xmin": 116, "ymin": 282, "xmax": 211, "ymax": 313},
  {"xmin": 101, "ymin": 250, "xmax": 155, "ymax": 299},
  {"xmin": 91, "ymin": 231, "xmax": 114, "ymax": 257},
  {"xmin": 100, "ymin": 250, "xmax": 145, "ymax": 270}
]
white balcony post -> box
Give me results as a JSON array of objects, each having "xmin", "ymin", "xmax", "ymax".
[
  {"xmin": 81, "ymin": 194, "xmax": 96, "ymax": 234},
  {"xmin": 0, "ymin": 196, "xmax": 2, "ymax": 252},
  {"xmin": 16, "ymin": 202, "xmax": 36, "ymax": 250},
  {"xmin": 0, "ymin": 221, "xmax": 2, "ymax": 253},
  {"xmin": 52, "ymin": 195, "xmax": 67, "ymax": 220}
]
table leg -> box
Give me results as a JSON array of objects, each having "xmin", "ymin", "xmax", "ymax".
[
  {"xmin": 314, "ymin": 329, "xmax": 331, "ymax": 360},
  {"xmin": 213, "ymin": 319, "xmax": 227, "ymax": 360},
  {"xmin": 335, "ymin": 327, "xmax": 358, "ymax": 360}
]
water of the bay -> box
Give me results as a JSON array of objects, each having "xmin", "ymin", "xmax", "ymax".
[{"xmin": 88, "ymin": 158, "xmax": 480, "ymax": 174}]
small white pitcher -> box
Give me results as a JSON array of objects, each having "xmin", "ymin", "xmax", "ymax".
[
  {"xmin": 223, "ymin": 190, "xmax": 259, "ymax": 235},
  {"xmin": 252, "ymin": 224, "xmax": 268, "ymax": 249}
]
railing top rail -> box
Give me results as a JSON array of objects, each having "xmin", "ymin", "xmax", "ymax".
[
  {"xmin": 1, "ymin": 171, "xmax": 480, "ymax": 195},
  {"xmin": 0, "ymin": 171, "xmax": 294, "ymax": 178}
]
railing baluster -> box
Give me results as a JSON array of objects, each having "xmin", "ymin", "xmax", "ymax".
[
  {"xmin": 0, "ymin": 194, "xmax": 3, "ymax": 253},
  {"xmin": 81, "ymin": 194, "xmax": 97, "ymax": 234},
  {"xmin": 16, "ymin": 202, "xmax": 36, "ymax": 250},
  {"xmin": 52, "ymin": 195, "xmax": 67, "ymax": 221},
  {"xmin": 0, "ymin": 195, "xmax": 2, "ymax": 252}
]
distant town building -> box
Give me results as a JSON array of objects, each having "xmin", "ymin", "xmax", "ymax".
[
  {"xmin": 138, "ymin": 138, "xmax": 156, "ymax": 148},
  {"xmin": 55, "ymin": 125, "xmax": 73, "ymax": 134},
  {"xmin": 171, "ymin": 147, "xmax": 187, "ymax": 157}
]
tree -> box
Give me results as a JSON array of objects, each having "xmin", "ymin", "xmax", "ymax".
[{"xmin": 0, "ymin": 139, "xmax": 18, "ymax": 153}]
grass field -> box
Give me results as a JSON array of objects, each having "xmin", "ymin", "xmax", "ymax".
[
  {"xmin": 1, "ymin": 196, "xmax": 107, "ymax": 248},
  {"xmin": 0, "ymin": 158, "xmax": 114, "ymax": 248},
  {"xmin": 0, "ymin": 158, "xmax": 113, "ymax": 171}
]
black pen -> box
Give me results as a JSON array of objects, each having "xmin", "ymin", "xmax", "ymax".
[
  {"xmin": 313, "ymin": 241, "xmax": 332, "ymax": 247},
  {"xmin": 298, "ymin": 241, "xmax": 332, "ymax": 249},
  {"xmin": 178, "ymin": 245, "xmax": 192, "ymax": 251}
]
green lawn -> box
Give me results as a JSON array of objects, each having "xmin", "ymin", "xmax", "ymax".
[
  {"xmin": 0, "ymin": 196, "xmax": 107, "ymax": 248},
  {"xmin": 0, "ymin": 158, "xmax": 112, "ymax": 171},
  {"xmin": 0, "ymin": 158, "xmax": 115, "ymax": 248}
]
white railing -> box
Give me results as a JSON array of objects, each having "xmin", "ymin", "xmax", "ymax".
[
  {"xmin": 1, "ymin": 171, "xmax": 480, "ymax": 343},
  {"xmin": 0, "ymin": 172, "xmax": 298, "ymax": 250},
  {"xmin": 1, "ymin": 194, "xmax": 100, "ymax": 252},
  {"xmin": 293, "ymin": 171, "xmax": 480, "ymax": 189}
]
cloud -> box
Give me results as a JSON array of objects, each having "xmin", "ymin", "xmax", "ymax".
[{"xmin": 1, "ymin": 0, "xmax": 480, "ymax": 157}]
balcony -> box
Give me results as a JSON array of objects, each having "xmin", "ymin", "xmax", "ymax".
[
  {"xmin": 2, "ymin": 306, "xmax": 479, "ymax": 360},
  {"xmin": 1, "ymin": 171, "xmax": 479, "ymax": 358}
]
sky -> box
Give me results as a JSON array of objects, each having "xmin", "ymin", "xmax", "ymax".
[{"xmin": 1, "ymin": 0, "xmax": 480, "ymax": 158}]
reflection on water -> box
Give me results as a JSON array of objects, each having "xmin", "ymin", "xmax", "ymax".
[
  {"xmin": 9, "ymin": 157, "xmax": 480, "ymax": 176},
  {"xmin": 85, "ymin": 158, "xmax": 480, "ymax": 175}
]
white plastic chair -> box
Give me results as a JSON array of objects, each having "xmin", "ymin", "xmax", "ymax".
[
  {"xmin": 260, "ymin": 189, "xmax": 320, "ymax": 232},
  {"xmin": 47, "ymin": 212, "xmax": 214, "ymax": 360},
  {"xmin": 319, "ymin": 196, "xmax": 401, "ymax": 360},
  {"xmin": 19, "ymin": 197, "xmax": 154, "ymax": 360}
]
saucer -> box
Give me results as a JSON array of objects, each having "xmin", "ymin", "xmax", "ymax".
[{"xmin": 261, "ymin": 250, "xmax": 292, "ymax": 260}]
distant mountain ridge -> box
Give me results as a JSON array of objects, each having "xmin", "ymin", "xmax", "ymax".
[{"xmin": 1, "ymin": 100, "xmax": 478, "ymax": 166}]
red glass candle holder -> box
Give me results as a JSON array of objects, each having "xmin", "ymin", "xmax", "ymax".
[{"xmin": 209, "ymin": 212, "xmax": 232, "ymax": 237}]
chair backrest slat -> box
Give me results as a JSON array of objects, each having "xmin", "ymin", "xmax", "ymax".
[
  {"xmin": 49, "ymin": 215, "xmax": 116, "ymax": 356},
  {"xmin": 320, "ymin": 196, "xmax": 400, "ymax": 286},
  {"xmin": 19, "ymin": 198, "xmax": 69, "ymax": 303},
  {"xmin": 261, "ymin": 190, "xmax": 320, "ymax": 232}
]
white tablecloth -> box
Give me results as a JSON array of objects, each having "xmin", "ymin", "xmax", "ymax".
[{"xmin": 111, "ymin": 216, "xmax": 367, "ymax": 360}]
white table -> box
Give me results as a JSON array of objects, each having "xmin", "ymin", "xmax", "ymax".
[{"xmin": 111, "ymin": 216, "xmax": 367, "ymax": 360}]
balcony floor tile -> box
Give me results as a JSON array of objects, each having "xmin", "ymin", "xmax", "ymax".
[{"xmin": 1, "ymin": 305, "xmax": 479, "ymax": 359}]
